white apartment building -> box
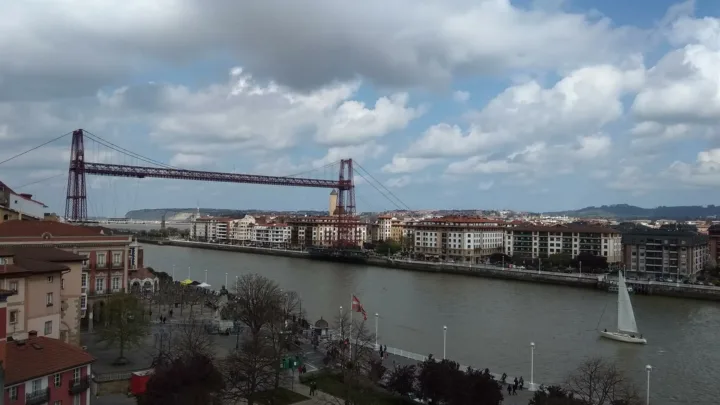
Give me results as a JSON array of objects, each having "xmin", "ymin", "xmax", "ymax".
[
  {"xmin": 408, "ymin": 217, "xmax": 504, "ymax": 263},
  {"xmin": 377, "ymin": 215, "xmax": 394, "ymax": 241},
  {"xmin": 287, "ymin": 217, "xmax": 368, "ymax": 247},
  {"xmin": 252, "ymin": 224, "xmax": 292, "ymax": 245},
  {"xmin": 505, "ymin": 224, "xmax": 622, "ymax": 263},
  {"xmin": 230, "ymin": 215, "xmax": 256, "ymax": 243}
]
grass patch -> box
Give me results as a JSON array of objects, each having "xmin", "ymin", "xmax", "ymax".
[
  {"xmin": 251, "ymin": 387, "xmax": 309, "ymax": 405},
  {"xmin": 303, "ymin": 372, "xmax": 412, "ymax": 405}
]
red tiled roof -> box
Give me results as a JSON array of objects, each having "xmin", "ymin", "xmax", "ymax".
[
  {"xmin": 8, "ymin": 247, "xmax": 85, "ymax": 262},
  {"xmin": 3, "ymin": 336, "xmax": 95, "ymax": 385},
  {"xmin": 129, "ymin": 267, "xmax": 158, "ymax": 280},
  {"xmin": 419, "ymin": 216, "xmax": 500, "ymax": 224},
  {"xmin": 0, "ymin": 220, "xmax": 111, "ymax": 238}
]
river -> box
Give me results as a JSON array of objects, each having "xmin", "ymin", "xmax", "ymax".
[{"xmin": 143, "ymin": 244, "xmax": 720, "ymax": 405}]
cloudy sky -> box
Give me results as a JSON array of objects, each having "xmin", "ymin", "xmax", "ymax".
[{"xmin": 2, "ymin": 0, "xmax": 720, "ymax": 216}]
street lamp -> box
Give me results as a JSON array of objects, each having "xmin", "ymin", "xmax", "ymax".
[
  {"xmin": 645, "ymin": 365, "xmax": 652, "ymax": 405},
  {"xmin": 225, "ymin": 273, "xmax": 228, "ymax": 288},
  {"xmin": 529, "ymin": 342, "xmax": 537, "ymax": 391},
  {"xmin": 443, "ymin": 326, "xmax": 447, "ymax": 359},
  {"xmin": 375, "ymin": 313, "xmax": 379, "ymax": 349},
  {"xmin": 172, "ymin": 264, "xmax": 176, "ymax": 281},
  {"xmin": 204, "ymin": 269, "xmax": 208, "ymax": 283}
]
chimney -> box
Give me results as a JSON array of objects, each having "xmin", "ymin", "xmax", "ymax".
[{"xmin": 28, "ymin": 330, "xmax": 37, "ymax": 338}]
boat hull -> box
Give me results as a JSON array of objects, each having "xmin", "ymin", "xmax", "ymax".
[{"xmin": 599, "ymin": 330, "xmax": 647, "ymax": 344}]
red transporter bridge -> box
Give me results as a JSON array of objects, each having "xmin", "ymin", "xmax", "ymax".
[{"xmin": 63, "ymin": 129, "xmax": 361, "ymax": 248}]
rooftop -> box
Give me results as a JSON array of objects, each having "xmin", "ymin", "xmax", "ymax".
[
  {"xmin": 417, "ymin": 216, "xmax": 502, "ymax": 224},
  {"xmin": 510, "ymin": 224, "xmax": 620, "ymax": 234},
  {"xmin": 3, "ymin": 336, "xmax": 95, "ymax": 385},
  {"xmin": 0, "ymin": 181, "xmax": 47, "ymax": 207},
  {"xmin": 0, "ymin": 220, "xmax": 127, "ymax": 238},
  {"xmin": 0, "ymin": 247, "xmax": 82, "ymax": 276}
]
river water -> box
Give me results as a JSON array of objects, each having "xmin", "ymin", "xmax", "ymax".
[{"xmin": 143, "ymin": 244, "xmax": 720, "ymax": 405}]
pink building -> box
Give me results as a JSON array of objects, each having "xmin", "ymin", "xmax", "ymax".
[{"xmin": 1, "ymin": 290, "xmax": 95, "ymax": 405}]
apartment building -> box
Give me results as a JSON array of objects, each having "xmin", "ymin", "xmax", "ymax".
[
  {"xmin": 287, "ymin": 217, "xmax": 368, "ymax": 247},
  {"xmin": 621, "ymin": 224, "xmax": 708, "ymax": 277},
  {"xmin": 0, "ymin": 221, "xmax": 134, "ymax": 330},
  {"xmin": 408, "ymin": 217, "xmax": 504, "ymax": 263},
  {"xmin": 708, "ymin": 224, "xmax": 720, "ymax": 265},
  {"xmin": 377, "ymin": 215, "xmax": 394, "ymax": 241},
  {"xmin": 0, "ymin": 181, "xmax": 47, "ymax": 222},
  {"xmin": 230, "ymin": 215, "xmax": 256, "ymax": 243},
  {"xmin": 0, "ymin": 247, "xmax": 85, "ymax": 344},
  {"xmin": 2, "ymin": 331, "xmax": 94, "ymax": 405},
  {"xmin": 252, "ymin": 224, "xmax": 292, "ymax": 246},
  {"xmin": 505, "ymin": 224, "xmax": 623, "ymax": 262},
  {"xmin": 191, "ymin": 217, "xmax": 234, "ymax": 242}
]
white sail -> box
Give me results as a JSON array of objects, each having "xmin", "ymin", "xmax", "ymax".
[{"xmin": 617, "ymin": 271, "xmax": 639, "ymax": 334}]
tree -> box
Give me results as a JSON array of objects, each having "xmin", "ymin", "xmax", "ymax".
[
  {"xmin": 565, "ymin": 358, "xmax": 641, "ymax": 405},
  {"xmin": 222, "ymin": 336, "xmax": 278, "ymax": 405},
  {"xmin": 529, "ymin": 385, "xmax": 584, "ymax": 405},
  {"xmin": 138, "ymin": 353, "xmax": 225, "ymax": 405},
  {"xmin": 375, "ymin": 239, "xmax": 402, "ymax": 255},
  {"xmin": 571, "ymin": 253, "xmax": 608, "ymax": 273},
  {"xmin": 488, "ymin": 253, "xmax": 511, "ymax": 265},
  {"xmin": 548, "ymin": 253, "xmax": 572, "ymax": 268},
  {"xmin": 96, "ymin": 293, "xmax": 150, "ymax": 365},
  {"xmin": 463, "ymin": 368, "xmax": 503, "ymax": 405},
  {"xmin": 416, "ymin": 358, "xmax": 461, "ymax": 405},
  {"xmin": 231, "ymin": 274, "xmax": 284, "ymax": 337},
  {"xmin": 386, "ymin": 364, "xmax": 416, "ymax": 397}
]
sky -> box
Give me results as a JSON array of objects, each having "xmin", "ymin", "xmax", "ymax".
[{"xmin": 2, "ymin": 0, "xmax": 720, "ymax": 216}]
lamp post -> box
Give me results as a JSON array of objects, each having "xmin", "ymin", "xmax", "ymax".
[
  {"xmin": 172, "ymin": 264, "xmax": 176, "ymax": 281},
  {"xmin": 225, "ymin": 273, "xmax": 228, "ymax": 288},
  {"xmin": 529, "ymin": 342, "xmax": 537, "ymax": 391},
  {"xmin": 443, "ymin": 325, "xmax": 447, "ymax": 359},
  {"xmin": 204, "ymin": 269, "xmax": 208, "ymax": 283},
  {"xmin": 375, "ymin": 313, "xmax": 379, "ymax": 349},
  {"xmin": 645, "ymin": 365, "xmax": 652, "ymax": 405}
]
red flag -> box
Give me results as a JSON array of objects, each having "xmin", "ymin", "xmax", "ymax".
[{"xmin": 352, "ymin": 295, "xmax": 368, "ymax": 320}]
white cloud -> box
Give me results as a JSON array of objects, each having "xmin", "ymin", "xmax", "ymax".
[
  {"xmin": 0, "ymin": 0, "xmax": 647, "ymax": 100},
  {"xmin": 406, "ymin": 62, "xmax": 643, "ymax": 159},
  {"xmin": 381, "ymin": 155, "xmax": 442, "ymax": 174},
  {"xmin": 169, "ymin": 153, "xmax": 214, "ymax": 168},
  {"xmin": 664, "ymin": 148, "xmax": 720, "ymax": 187},
  {"xmin": 453, "ymin": 91, "xmax": 470, "ymax": 103},
  {"xmin": 313, "ymin": 143, "xmax": 387, "ymax": 168},
  {"xmin": 386, "ymin": 176, "xmax": 413, "ymax": 188},
  {"xmin": 478, "ymin": 180, "xmax": 494, "ymax": 191}
]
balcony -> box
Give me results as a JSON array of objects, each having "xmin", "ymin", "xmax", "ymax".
[
  {"xmin": 26, "ymin": 388, "xmax": 50, "ymax": 405},
  {"xmin": 69, "ymin": 376, "xmax": 90, "ymax": 395}
]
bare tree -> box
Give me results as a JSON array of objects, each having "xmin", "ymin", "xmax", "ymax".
[
  {"xmin": 222, "ymin": 335, "xmax": 278, "ymax": 405},
  {"xmin": 565, "ymin": 357, "xmax": 641, "ymax": 405},
  {"xmin": 231, "ymin": 274, "xmax": 283, "ymax": 337}
]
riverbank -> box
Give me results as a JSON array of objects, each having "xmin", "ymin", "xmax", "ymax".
[{"xmin": 138, "ymin": 238, "xmax": 720, "ymax": 301}]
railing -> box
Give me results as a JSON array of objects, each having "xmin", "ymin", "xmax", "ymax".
[
  {"xmin": 93, "ymin": 371, "xmax": 133, "ymax": 382},
  {"xmin": 25, "ymin": 388, "xmax": 50, "ymax": 405},
  {"xmin": 69, "ymin": 376, "xmax": 90, "ymax": 395}
]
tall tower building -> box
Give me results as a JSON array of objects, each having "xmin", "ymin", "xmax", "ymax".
[{"xmin": 329, "ymin": 190, "xmax": 338, "ymax": 216}]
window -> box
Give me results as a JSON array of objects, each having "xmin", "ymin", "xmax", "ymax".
[
  {"xmin": 73, "ymin": 368, "xmax": 81, "ymax": 381},
  {"xmin": 73, "ymin": 394, "xmax": 81, "ymax": 405},
  {"xmin": 8, "ymin": 386, "xmax": 17, "ymax": 400},
  {"xmin": 44, "ymin": 320, "xmax": 52, "ymax": 335},
  {"xmin": 111, "ymin": 277, "xmax": 120, "ymax": 291},
  {"xmin": 46, "ymin": 292, "xmax": 54, "ymax": 306},
  {"xmin": 81, "ymin": 253, "xmax": 89, "ymax": 269},
  {"xmin": 97, "ymin": 253, "xmax": 106, "ymax": 267},
  {"xmin": 113, "ymin": 252, "xmax": 121, "ymax": 264},
  {"xmin": 54, "ymin": 373, "xmax": 61, "ymax": 387},
  {"xmin": 80, "ymin": 295, "xmax": 87, "ymax": 310},
  {"xmin": 47, "ymin": 276, "xmax": 54, "ymax": 283},
  {"xmin": 96, "ymin": 278, "xmax": 105, "ymax": 293},
  {"xmin": 9, "ymin": 310, "xmax": 17, "ymax": 324},
  {"xmin": 32, "ymin": 378, "xmax": 42, "ymax": 392},
  {"xmin": 0, "ymin": 257, "xmax": 5, "ymax": 265},
  {"xmin": 81, "ymin": 273, "xmax": 88, "ymax": 288},
  {"xmin": 9, "ymin": 280, "xmax": 17, "ymax": 292}
]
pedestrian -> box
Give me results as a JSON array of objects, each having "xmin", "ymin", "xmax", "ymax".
[
  {"xmin": 507, "ymin": 385, "xmax": 511, "ymax": 395},
  {"xmin": 519, "ymin": 376, "xmax": 524, "ymax": 390},
  {"xmin": 512, "ymin": 385, "xmax": 517, "ymax": 395}
]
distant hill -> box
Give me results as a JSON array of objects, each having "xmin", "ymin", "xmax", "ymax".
[
  {"xmin": 544, "ymin": 204, "xmax": 720, "ymax": 220},
  {"xmin": 125, "ymin": 208, "xmax": 328, "ymax": 221}
]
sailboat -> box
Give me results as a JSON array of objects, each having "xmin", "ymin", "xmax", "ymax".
[{"xmin": 599, "ymin": 271, "xmax": 647, "ymax": 344}]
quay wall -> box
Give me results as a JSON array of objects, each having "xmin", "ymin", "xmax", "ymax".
[{"xmin": 138, "ymin": 238, "xmax": 720, "ymax": 302}]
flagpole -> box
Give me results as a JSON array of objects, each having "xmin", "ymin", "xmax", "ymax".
[{"xmin": 350, "ymin": 293, "xmax": 354, "ymax": 339}]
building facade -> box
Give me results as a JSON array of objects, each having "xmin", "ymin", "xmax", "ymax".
[
  {"xmin": 0, "ymin": 181, "xmax": 47, "ymax": 222},
  {"xmin": 0, "ymin": 221, "xmax": 135, "ymax": 331},
  {"xmin": 621, "ymin": 225, "xmax": 709, "ymax": 277},
  {"xmin": 287, "ymin": 217, "xmax": 368, "ymax": 247},
  {"xmin": 408, "ymin": 217, "xmax": 504, "ymax": 263},
  {"xmin": 708, "ymin": 224, "xmax": 720, "ymax": 266},
  {"xmin": 377, "ymin": 215, "xmax": 394, "ymax": 241},
  {"xmin": 2, "ymin": 331, "xmax": 94, "ymax": 405},
  {"xmin": 505, "ymin": 224, "xmax": 623, "ymax": 263},
  {"xmin": 252, "ymin": 224, "xmax": 291, "ymax": 246}
]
